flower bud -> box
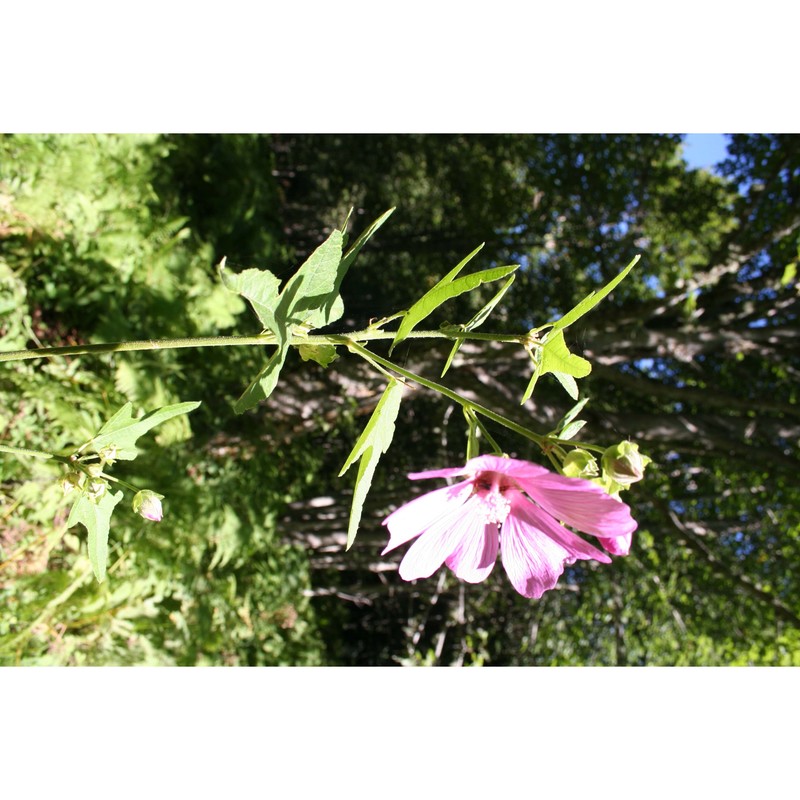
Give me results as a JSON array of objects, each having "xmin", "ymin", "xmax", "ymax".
[
  {"xmin": 601, "ymin": 441, "xmax": 651, "ymax": 486},
  {"xmin": 61, "ymin": 471, "xmax": 84, "ymax": 496},
  {"xmin": 87, "ymin": 478, "xmax": 108, "ymax": 501},
  {"xmin": 132, "ymin": 490, "xmax": 164, "ymax": 522},
  {"xmin": 562, "ymin": 449, "xmax": 599, "ymax": 479},
  {"xmin": 98, "ymin": 445, "xmax": 118, "ymax": 465},
  {"xmin": 86, "ymin": 463, "xmax": 105, "ymax": 478}
]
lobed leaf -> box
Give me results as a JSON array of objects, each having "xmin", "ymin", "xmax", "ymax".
[
  {"xmin": 276, "ymin": 229, "xmax": 345, "ymax": 332},
  {"xmin": 298, "ymin": 343, "xmax": 339, "ymax": 368},
  {"xmin": 391, "ymin": 245, "xmax": 518, "ymax": 353},
  {"xmin": 441, "ymin": 274, "xmax": 516, "ymax": 377},
  {"xmin": 86, "ymin": 401, "xmax": 202, "ymax": 459},
  {"xmin": 219, "ymin": 262, "xmax": 281, "ymax": 332},
  {"xmin": 67, "ymin": 490, "xmax": 124, "ymax": 582},
  {"xmin": 227, "ymin": 211, "xmax": 393, "ymax": 412},
  {"xmin": 521, "ymin": 330, "xmax": 591, "ymax": 404},
  {"xmin": 339, "ymin": 208, "xmax": 395, "ymax": 275}
]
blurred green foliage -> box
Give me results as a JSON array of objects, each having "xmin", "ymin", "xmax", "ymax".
[{"xmin": 0, "ymin": 134, "xmax": 325, "ymax": 665}]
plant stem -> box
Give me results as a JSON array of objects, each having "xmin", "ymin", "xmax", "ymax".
[
  {"xmin": 339, "ymin": 339, "xmax": 547, "ymax": 448},
  {"xmin": 0, "ymin": 329, "xmax": 525, "ymax": 364},
  {"xmin": 0, "ymin": 443, "xmax": 67, "ymax": 462}
]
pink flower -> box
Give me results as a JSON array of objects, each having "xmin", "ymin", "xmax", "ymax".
[{"xmin": 382, "ymin": 455, "xmax": 637, "ymax": 599}]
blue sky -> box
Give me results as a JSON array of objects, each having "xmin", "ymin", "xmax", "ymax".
[{"xmin": 682, "ymin": 133, "xmax": 729, "ymax": 172}]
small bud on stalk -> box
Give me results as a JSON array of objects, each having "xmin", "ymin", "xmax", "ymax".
[
  {"xmin": 132, "ymin": 490, "xmax": 164, "ymax": 522},
  {"xmin": 601, "ymin": 441, "xmax": 651, "ymax": 486}
]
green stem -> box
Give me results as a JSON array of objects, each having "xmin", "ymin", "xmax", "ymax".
[
  {"xmin": 0, "ymin": 443, "xmax": 68, "ymax": 462},
  {"xmin": 0, "ymin": 329, "xmax": 525, "ymax": 364},
  {"xmin": 339, "ymin": 339, "xmax": 547, "ymax": 448},
  {"xmin": 100, "ymin": 473, "xmax": 141, "ymax": 494}
]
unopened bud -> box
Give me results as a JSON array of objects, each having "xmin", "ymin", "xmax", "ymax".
[
  {"xmin": 87, "ymin": 478, "xmax": 108, "ymax": 501},
  {"xmin": 601, "ymin": 441, "xmax": 651, "ymax": 485},
  {"xmin": 132, "ymin": 490, "xmax": 164, "ymax": 522},
  {"xmin": 98, "ymin": 445, "xmax": 118, "ymax": 465},
  {"xmin": 86, "ymin": 463, "xmax": 104, "ymax": 478},
  {"xmin": 562, "ymin": 449, "xmax": 599, "ymax": 479},
  {"xmin": 61, "ymin": 471, "xmax": 84, "ymax": 496}
]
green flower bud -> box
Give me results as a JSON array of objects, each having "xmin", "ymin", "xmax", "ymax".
[
  {"xmin": 562, "ymin": 449, "xmax": 599, "ymax": 479},
  {"xmin": 61, "ymin": 471, "xmax": 84, "ymax": 496},
  {"xmin": 98, "ymin": 445, "xmax": 118, "ymax": 465},
  {"xmin": 601, "ymin": 441, "xmax": 651, "ymax": 486},
  {"xmin": 132, "ymin": 490, "xmax": 164, "ymax": 522},
  {"xmin": 87, "ymin": 478, "xmax": 108, "ymax": 501}
]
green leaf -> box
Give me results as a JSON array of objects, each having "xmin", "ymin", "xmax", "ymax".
[
  {"xmin": 339, "ymin": 380, "xmax": 404, "ymax": 549},
  {"xmin": 67, "ymin": 490, "xmax": 124, "ymax": 582},
  {"xmin": 228, "ymin": 214, "xmax": 391, "ymax": 412},
  {"xmin": 227, "ymin": 232, "xmax": 343, "ymax": 411},
  {"xmin": 520, "ymin": 363, "xmax": 542, "ymax": 405},
  {"xmin": 558, "ymin": 419, "xmax": 587, "ymax": 440},
  {"xmin": 233, "ymin": 348, "xmax": 288, "ymax": 414},
  {"xmin": 441, "ymin": 274, "xmax": 516, "ymax": 377},
  {"xmin": 541, "ymin": 330, "xmax": 592, "ymax": 378},
  {"xmin": 551, "ymin": 371, "xmax": 580, "ymax": 400},
  {"xmin": 521, "ymin": 330, "xmax": 591, "ymax": 403},
  {"xmin": 557, "ymin": 396, "xmax": 590, "ymax": 430},
  {"xmin": 219, "ymin": 261, "xmax": 282, "ymax": 332},
  {"xmin": 391, "ymin": 244, "xmax": 518, "ymax": 353},
  {"xmin": 85, "ymin": 401, "xmax": 201, "ymax": 459},
  {"xmin": 277, "ymin": 229, "xmax": 344, "ymax": 332},
  {"xmin": 339, "ymin": 208, "xmax": 395, "ymax": 275},
  {"xmin": 551, "ymin": 254, "xmax": 640, "ymax": 331},
  {"xmin": 298, "ymin": 343, "xmax": 339, "ymax": 368}
]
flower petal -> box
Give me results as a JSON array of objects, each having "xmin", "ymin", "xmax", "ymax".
[
  {"xmin": 445, "ymin": 521, "xmax": 499, "ymax": 583},
  {"xmin": 515, "ymin": 472, "xmax": 637, "ymax": 538},
  {"xmin": 512, "ymin": 496, "xmax": 611, "ymax": 564},
  {"xmin": 597, "ymin": 531, "xmax": 633, "ymax": 556},
  {"xmin": 398, "ymin": 496, "xmax": 482, "ymax": 581},
  {"xmin": 382, "ymin": 479, "xmax": 473, "ymax": 555},
  {"xmin": 474, "ymin": 456, "xmax": 551, "ymax": 480},
  {"xmin": 500, "ymin": 495, "xmax": 609, "ymax": 599},
  {"xmin": 408, "ymin": 455, "xmax": 551, "ymax": 482},
  {"xmin": 500, "ymin": 514, "xmax": 570, "ymax": 599}
]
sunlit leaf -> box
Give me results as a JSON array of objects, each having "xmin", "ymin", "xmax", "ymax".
[
  {"xmin": 339, "ymin": 208, "xmax": 395, "ymax": 274},
  {"xmin": 541, "ymin": 330, "xmax": 592, "ymax": 379},
  {"xmin": 558, "ymin": 419, "xmax": 587, "ymax": 440},
  {"xmin": 85, "ymin": 401, "xmax": 201, "ymax": 460},
  {"xmin": 219, "ymin": 261, "xmax": 281, "ymax": 332},
  {"xmin": 521, "ymin": 330, "xmax": 591, "ymax": 403},
  {"xmin": 339, "ymin": 380, "xmax": 404, "ymax": 549},
  {"xmin": 551, "ymin": 254, "xmax": 640, "ymax": 331},
  {"xmin": 277, "ymin": 229, "xmax": 344, "ymax": 331},
  {"xmin": 298, "ymin": 343, "xmax": 339, "ymax": 368},
  {"xmin": 229, "ymin": 215, "xmax": 392, "ymax": 413},
  {"xmin": 67, "ymin": 490, "xmax": 124, "ymax": 582},
  {"xmin": 557, "ymin": 396, "xmax": 590, "ymax": 430},
  {"xmin": 391, "ymin": 244, "xmax": 517, "ymax": 353},
  {"xmin": 441, "ymin": 274, "xmax": 516, "ymax": 377},
  {"xmin": 551, "ymin": 371, "xmax": 579, "ymax": 400}
]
